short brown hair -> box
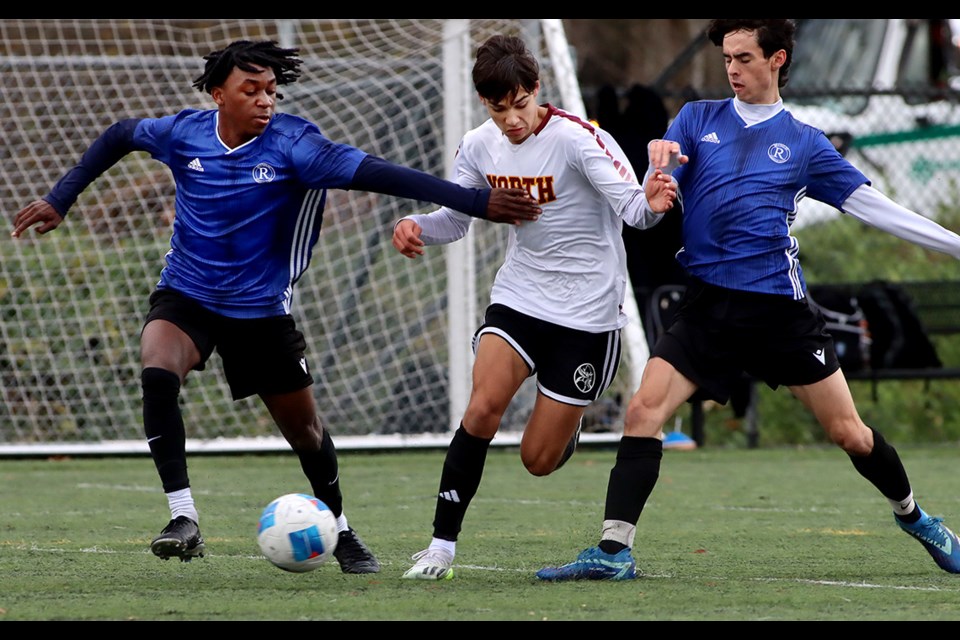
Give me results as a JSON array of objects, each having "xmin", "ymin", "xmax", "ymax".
[{"xmin": 472, "ymin": 34, "xmax": 540, "ymax": 103}]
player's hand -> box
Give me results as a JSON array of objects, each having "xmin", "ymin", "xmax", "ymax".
[
  {"xmin": 11, "ymin": 199, "xmax": 64, "ymax": 238},
  {"xmin": 485, "ymin": 188, "xmax": 541, "ymax": 225},
  {"xmin": 647, "ymin": 139, "xmax": 687, "ymax": 175},
  {"xmin": 392, "ymin": 219, "xmax": 426, "ymax": 259},
  {"xmin": 645, "ymin": 169, "xmax": 679, "ymax": 213}
]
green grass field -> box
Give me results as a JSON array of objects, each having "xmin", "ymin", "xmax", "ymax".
[{"xmin": 3, "ymin": 444, "xmax": 960, "ymax": 621}]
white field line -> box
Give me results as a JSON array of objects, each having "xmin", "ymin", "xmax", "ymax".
[{"xmin": 10, "ymin": 544, "xmax": 959, "ymax": 592}]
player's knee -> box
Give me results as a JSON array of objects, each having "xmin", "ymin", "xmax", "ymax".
[
  {"xmin": 279, "ymin": 416, "xmax": 324, "ymax": 451},
  {"xmin": 824, "ymin": 418, "xmax": 871, "ymax": 455},
  {"xmin": 520, "ymin": 449, "xmax": 556, "ymax": 477},
  {"xmin": 624, "ymin": 392, "xmax": 668, "ymax": 436},
  {"xmin": 462, "ymin": 403, "xmax": 505, "ymax": 439}
]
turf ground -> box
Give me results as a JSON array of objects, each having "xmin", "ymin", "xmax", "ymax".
[{"xmin": 3, "ymin": 444, "xmax": 960, "ymax": 621}]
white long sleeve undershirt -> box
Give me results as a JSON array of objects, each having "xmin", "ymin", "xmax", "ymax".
[{"xmin": 841, "ymin": 184, "xmax": 960, "ymax": 260}]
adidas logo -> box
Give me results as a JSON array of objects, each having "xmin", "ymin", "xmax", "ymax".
[
  {"xmin": 188, "ymin": 158, "xmax": 204, "ymax": 172},
  {"xmin": 700, "ymin": 132, "xmax": 720, "ymax": 144},
  {"xmin": 439, "ymin": 490, "xmax": 461, "ymax": 503}
]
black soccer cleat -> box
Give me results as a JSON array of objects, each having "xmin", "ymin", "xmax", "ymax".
[
  {"xmin": 333, "ymin": 527, "xmax": 381, "ymax": 574},
  {"xmin": 151, "ymin": 516, "xmax": 206, "ymax": 562}
]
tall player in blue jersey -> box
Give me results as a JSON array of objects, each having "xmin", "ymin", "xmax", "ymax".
[
  {"xmin": 538, "ymin": 19, "xmax": 960, "ymax": 581},
  {"xmin": 11, "ymin": 40, "xmax": 541, "ymax": 572}
]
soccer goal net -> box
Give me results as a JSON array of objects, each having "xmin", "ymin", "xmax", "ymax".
[{"xmin": 0, "ymin": 18, "xmax": 643, "ymax": 455}]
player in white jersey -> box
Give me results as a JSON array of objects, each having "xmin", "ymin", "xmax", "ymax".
[
  {"xmin": 393, "ymin": 34, "xmax": 679, "ymax": 581},
  {"xmin": 11, "ymin": 40, "xmax": 541, "ymax": 572},
  {"xmin": 538, "ymin": 19, "xmax": 960, "ymax": 581}
]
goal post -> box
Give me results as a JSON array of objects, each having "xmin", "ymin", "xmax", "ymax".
[
  {"xmin": 0, "ymin": 18, "xmax": 645, "ymax": 456},
  {"xmin": 443, "ymin": 19, "xmax": 477, "ymax": 433}
]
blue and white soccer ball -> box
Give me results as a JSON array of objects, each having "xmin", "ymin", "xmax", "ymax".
[{"xmin": 257, "ymin": 493, "xmax": 339, "ymax": 573}]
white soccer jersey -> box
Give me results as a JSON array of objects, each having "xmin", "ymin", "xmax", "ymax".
[{"xmin": 403, "ymin": 104, "xmax": 663, "ymax": 333}]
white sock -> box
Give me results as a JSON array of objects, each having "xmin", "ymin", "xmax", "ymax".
[
  {"xmin": 601, "ymin": 519, "xmax": 636, "ymax": 548},
  {"xmin": 336, "ymin": 513, "xmax": 349, "ymax": 533},
  {"xmin": 429, "ymin": 537, "xmax": 456, "ymax": 558},
  {"xmin": 889, "ymin": 491, "xmax": 916, "ymax": 517},
  {"xmin": 166, "ymin": 488, "xmax": 198, "ymax": 523}
]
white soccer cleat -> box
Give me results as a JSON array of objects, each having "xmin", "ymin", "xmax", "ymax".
[{"xmin": 401, "ymin": 547, "xmax": 455, "ymax": 581}]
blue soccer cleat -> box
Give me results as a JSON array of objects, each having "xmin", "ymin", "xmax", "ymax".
[
  {"xmin": 663, "ymin": 430, "xmax": 697, "ymax": 451},
  {"xmin": 535, "ymin": 546, "xmax": 637, "ymax": 581},
  {"xmin": 897, "ymin": 507, "xmax": 960, "ymax": 574}
]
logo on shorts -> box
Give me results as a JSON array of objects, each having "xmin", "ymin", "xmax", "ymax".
[{"xmin": 573, "ymin": 363, "xmax": 596, "ymax": 393}]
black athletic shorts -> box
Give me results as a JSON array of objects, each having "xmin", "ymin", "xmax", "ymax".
[
  {"xmin": 650, "ymin": 277, "xmax": 840, "ymax": 404},
  {"xmin": 473, "ymin": 303, "xmax": 622, "ymax": 406},
  {"xmin": 144, "ymin": 288, "xmax": 313, "ymax": 400}
]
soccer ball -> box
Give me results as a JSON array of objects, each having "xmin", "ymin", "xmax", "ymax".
[{"xmin": 257, "ymin": 493, "xmax": 339, "ymax": 573}]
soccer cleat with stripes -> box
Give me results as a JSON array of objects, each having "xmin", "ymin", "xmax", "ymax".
[
  {"xmin": 151, "ymin": 516, "xmax": 206, "ymax": 562},
  {"xmin": 897, "ymin": 507, "xmax": 960, "ymax": 574},
  {"xmin": 535, "ymin": 546, "xmax": 637, "ymax": 581},
  {"xmin": 401, "ymin": 548, "xmax": 455, "ymax": 581}
]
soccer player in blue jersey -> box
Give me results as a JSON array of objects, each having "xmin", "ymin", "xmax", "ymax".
[
  {"xmin": 11, "ymin": 39, "xmax": 541, "ymax": 572},
  {"xmin": 537, "ymin": 19, "xmax": 960, "ymax": 581}
]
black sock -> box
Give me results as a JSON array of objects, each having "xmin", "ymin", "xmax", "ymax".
[
  {"xmin": 849, "ymin": 427, "xmax": 913, "ymax": 513},
  {"xmin": 897, "ymin": 509, "xmax": 922, "ymax": 525},
  {"xmin": 296, "ymin": 427, "xmax": 344, "ymax": 518},
  {"xmin": 431, "ymin": 425, "xmax": 492, "ymax": 541},
  {"xmin": 598, "ymin": 540, "xmax": 629, "ymax": 554},
  {"xmin": 604, "ymin": 435, "xmax": 663, "ymax": 528},
  {"xmin": 141, "ymin": 367, "xmax": 189, "ymax": 493}
]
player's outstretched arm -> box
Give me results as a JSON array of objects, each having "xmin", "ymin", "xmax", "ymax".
[
  {"xmin": 12, "ymin": 118, "xmax": 141, "ymax": 240},
  {"xmin": 11, "ymin": 200, "xmax": 64, "ymax": 238},
  {"xmin": 350, "ymin": 156, "xmax": 540, "ymax": 225}
]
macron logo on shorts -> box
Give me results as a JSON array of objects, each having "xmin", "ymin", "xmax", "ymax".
[{"xmin": 812, "ymin": 349, "xmax": 826, "ymax": 365}]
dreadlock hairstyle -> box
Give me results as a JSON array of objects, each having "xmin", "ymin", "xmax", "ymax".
[{"xmin": 192, "ymin": 40, "xmax": 303, "ymax": 98}]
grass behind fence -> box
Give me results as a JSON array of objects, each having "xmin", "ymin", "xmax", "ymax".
[{"xmin": 3, "ymin": 444, "xmax": 960, "ymax": 621}]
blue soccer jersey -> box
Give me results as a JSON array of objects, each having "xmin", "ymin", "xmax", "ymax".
[
  {"xmin": 667, "ymin": 99, "xmax": 868, "ymax": 298},
  {"xmin": 132, "ymin": 109, "xmax": 366, "ymax": 318}
]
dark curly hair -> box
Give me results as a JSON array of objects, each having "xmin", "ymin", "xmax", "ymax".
[
  {"xmin": 192, "ymin": 40, "xmax": 302, "ymax": 96},
  {"xmin": 706, "ymin": 19, "xmax": 796, "ymax": 88}
]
